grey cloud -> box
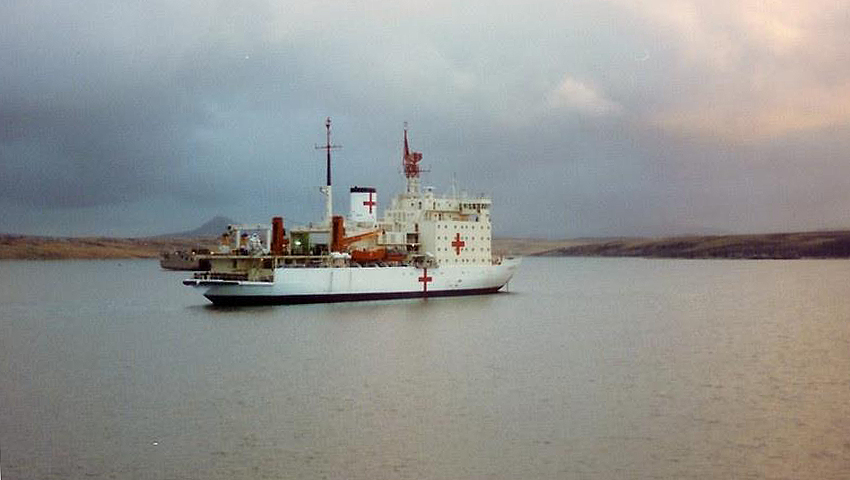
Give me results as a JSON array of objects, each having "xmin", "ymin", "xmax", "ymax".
[{"xmin": 2, "ymin": 0, "xmax": 850, "ymax": 237}]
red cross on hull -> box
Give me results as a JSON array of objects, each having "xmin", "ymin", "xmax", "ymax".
[
  {"xmin": 418, "ymin": 268, "xmax": 433, "ymax": 294},
  {"xmin": 451, "ymin": 233, "xmax": 466, "ymax": 255}
]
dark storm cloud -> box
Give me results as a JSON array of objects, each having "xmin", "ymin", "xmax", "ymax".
[
  {"xmin": 2, "ymin": 0, "xmax": 850, "ymax": 236},
  {"xmin": 2, "ymin": 1, "xmax": 206, "ymax": 208},
  {"xmin": 1, "ymin": 86, "xmax": 204, "ymax": 207}
]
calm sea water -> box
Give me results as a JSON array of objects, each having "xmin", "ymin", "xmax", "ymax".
[{"xmin": 1, "ymin": 257, "xmax": 849, "ymax": 479}]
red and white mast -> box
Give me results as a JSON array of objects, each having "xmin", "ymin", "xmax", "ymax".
[{"xmin": 402, "ymin": 123, "xmax": 423, "ymax": 195}]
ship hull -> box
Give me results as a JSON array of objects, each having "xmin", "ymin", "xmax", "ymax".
[
  {"xmin": 204, "ymin": 286, "xmax": 503, "ymax": 306},
  {"xmin": 188, "ymin": 257, "xmax": 520, "ymax": 306}
]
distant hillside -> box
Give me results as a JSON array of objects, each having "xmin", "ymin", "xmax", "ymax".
[
  {"xmin": 154, "ymin": 215, "xmax": 236, "ymax": 238},
  {"xmin": 6, "ymin": 230, "xmax": 850, "ymax": 261},
  {"xmin": 0, "ymin": 215, "xmax": 232, "ymax": 259},
  {"xmin": 536, "ymin": 231, "xmax": 850, "ymax": 259},
  {"xmin": 492, "ymin": 238, "xmax": 599, "ymax": 256},
  {"xmin": 0, "ymin": 235, "xmax": 217, "ymax": 260}
]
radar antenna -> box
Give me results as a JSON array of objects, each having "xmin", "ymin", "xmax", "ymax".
[
  {"xmin": 402, "ymin": 122, "xmax": 427, "ymax": 195},
  {"xmin": 402, "ymin": 122, "xmax": 423, "ymax": 180}
]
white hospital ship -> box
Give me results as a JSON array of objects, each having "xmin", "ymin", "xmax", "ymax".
[{"xmin": 183, "ymin": 119, "xmax": 520, "ymax": 305}]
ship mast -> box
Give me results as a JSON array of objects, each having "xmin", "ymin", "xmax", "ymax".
[
  {"xmin": 402, "ymin": 122, "xmax": 424, "ymax": 196},
  {"xmin": 316, "ymin": 117, "xmax": 341, "ymax": 227}
]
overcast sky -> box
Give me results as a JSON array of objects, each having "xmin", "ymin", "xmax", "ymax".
[{"xmin": 2, "ymin": 0, "xmax": 849, "ymax": 238}]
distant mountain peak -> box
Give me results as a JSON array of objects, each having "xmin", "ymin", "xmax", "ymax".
[
  {"xmin": 197, "ymin": 215, "xmax": 234, "ymax": 230},
  {"xmin": 158, "ymin": 215, "xmax": 237, "ymax": 238}
]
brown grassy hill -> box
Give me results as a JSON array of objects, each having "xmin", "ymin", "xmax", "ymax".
[
  {"xmin": 536, "ymin": 231, "xmax": 850, "ymax": 259},
  {"xmin": 5, "ymin": 231, "xmax": 850, "ymax": 260},
  {"xmin": 492, "ymin": 238, "xmax": 599, "ymax": 256},
  {"xmin": 0, "ymin": 235, "xmax": 216, "ymax": 260}
]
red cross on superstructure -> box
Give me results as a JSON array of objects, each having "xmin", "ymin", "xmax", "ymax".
[
  {"xmin": 418, "ymin": 269, "xmax": 433, "ymax": 294},
  {"xmin": 451, "ymin": 233, "xmax": 466, "ymax": 255},
  {"xmin": 363, "ymin": 192, "xmax": 376, "ymax": 214}
]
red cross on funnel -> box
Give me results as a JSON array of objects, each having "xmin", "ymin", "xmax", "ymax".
[{"xmin": 363, "ymin": 192, "xmax": 376, "ymax": 214}]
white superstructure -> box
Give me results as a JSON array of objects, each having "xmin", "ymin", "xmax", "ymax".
[{"xmin": 184, "ymin": 120, "xmax": 520, "ymax": 305}]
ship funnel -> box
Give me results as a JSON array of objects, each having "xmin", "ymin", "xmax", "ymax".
[
  {"xmin": 349, "ymin": 186, "xmax": 377, "ymax": 223},
  {"xmin": 271, "ymin": 217, "xmax": 286, "ymax": 255},
  {"xmin": 331, "ymin": 215, "xmax": 346, "ymax": 252}
]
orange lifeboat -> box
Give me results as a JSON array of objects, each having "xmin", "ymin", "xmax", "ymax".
[
  {"xmin": 350, "ymin": 248, "xmax": 387, "ymax": 263},
  {"xmin": 385, "ymin": 251, "xmax": 407, "ymax": 262}
]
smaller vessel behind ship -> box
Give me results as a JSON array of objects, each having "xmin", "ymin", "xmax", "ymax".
[
  {"xmin": 159, "ymin": 249, "xmax": 211, "ymax": 271},
  {"xmin": 183, "ymin": 119, "xmax": 520, "ymax": 305}
]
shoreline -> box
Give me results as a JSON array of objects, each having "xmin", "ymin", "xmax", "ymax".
[
  {"xmin": 4, "ymin": 231, "xmax": 850, "ymax": 260},
  {"xmin": 0, "ymin": 235, "xmax": 582, "ymax": 260}
]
